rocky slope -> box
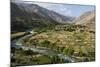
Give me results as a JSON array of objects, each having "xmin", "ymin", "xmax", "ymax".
[
  {"xmin": 75, "ymin": 11, "xmax": 95, "ymax": 31},
  {"xmin": 11, "ymin": 2, "xmax": 74, "ymax": 31}
]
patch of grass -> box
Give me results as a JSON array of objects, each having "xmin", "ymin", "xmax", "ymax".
[{"xmin": 32, "ymin": 55, "xmax": 52, "ymax": 64}]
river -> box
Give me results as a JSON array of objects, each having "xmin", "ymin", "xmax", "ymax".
[{"xmin": 11, "ymin": 30, "xmax": 76, "ymax": 63}]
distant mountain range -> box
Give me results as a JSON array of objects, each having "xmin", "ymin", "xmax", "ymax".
[
  {"xmin": 11, "ymin": 2, "xmax": 75, "ymax": 31},
  {"xmin": 11, "ymin": 2, "xmax": 95, "ymax": 32}
]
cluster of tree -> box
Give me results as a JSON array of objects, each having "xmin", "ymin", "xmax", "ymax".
[
  {"xmin": 11, "ymin": 17, "xmax": 57, "ymax": 32},
  {"xmin": 53, "ymin": 24, "xmax": 89, "ymax": 32}
]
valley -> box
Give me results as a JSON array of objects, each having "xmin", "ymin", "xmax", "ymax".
[{"xmin": 11, "ymin": 1, "xmax": 95, "ymax": 67}]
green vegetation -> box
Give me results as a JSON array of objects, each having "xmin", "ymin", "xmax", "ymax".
[
  {"xmin": 11, "ymin": 24, "xmax": 95, "ymax": 66},
  {"xmin": 26, "ymin": 24, "xmax": 95, "ymax": 61},
  {"xmin": 11, "ymin": 47, "xmax": 64, "ymax": 67}
]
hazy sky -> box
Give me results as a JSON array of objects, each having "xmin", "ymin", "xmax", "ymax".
[{"xmin": 11, "ymin": 0, "xmax": 95, "ymax": 17}]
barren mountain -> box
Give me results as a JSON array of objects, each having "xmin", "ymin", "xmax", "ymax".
[{"xmin": 75, "ymin": 11, "xmax": 95, "ymax": 31}]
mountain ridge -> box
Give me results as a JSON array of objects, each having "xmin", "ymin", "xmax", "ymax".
[
  {"xmin": 11, "ymin": 2, "xmax": 74, "ymax": 31},
  {"xmin": 74, "ymin": 10, "xmax": 95, "ymax": 31}
]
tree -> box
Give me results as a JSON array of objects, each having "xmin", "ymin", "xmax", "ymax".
[
  {"xmin": 63, "ymin": 48, "xmax": 74, "ymax": 56},
  {"xmin": 32, "ymin": 39, "xmax": 38, "ymax": 48},
  {"xmin": 51, "ymin": 55, "xmax": 60, "ymax": 63},
  {"xmin": 23, "ymin": 49, "xmax": 33, "ymax": 56},
  {"xmin": 41, "ymin": 40, "xmax": 50, "ymax": 48},
  {"xmin": 59, "ymin": 47, "xmax": 65, "ymax": 53}
]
